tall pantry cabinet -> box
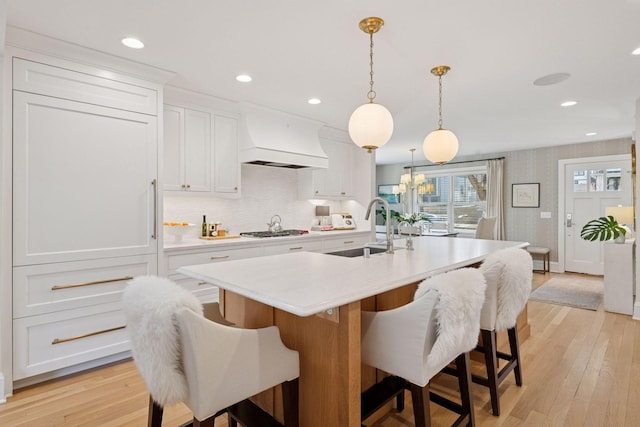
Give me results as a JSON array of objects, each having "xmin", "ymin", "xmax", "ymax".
[{"xmin": 8, "ymin": 46, "xmax": 168, "ymax": 385}]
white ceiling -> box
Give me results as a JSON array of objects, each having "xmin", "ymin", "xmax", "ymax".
[{"xmin": 6, "ymin": 0, "xmax": 640, "ymax": 165}]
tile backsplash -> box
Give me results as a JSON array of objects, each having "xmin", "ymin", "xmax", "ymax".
[{"xmin": 164, "ymin": 164, "xmax": 369, "ymax": 240}]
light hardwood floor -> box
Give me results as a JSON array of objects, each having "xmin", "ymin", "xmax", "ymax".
[{"xmin": 1, "ymin": 273, "xmax": 639, "ymax": 426}]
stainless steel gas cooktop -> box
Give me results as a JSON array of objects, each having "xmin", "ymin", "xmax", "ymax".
[{"xmin": 239, "ymin": 229, "xmax": 308, "ymax": 238}]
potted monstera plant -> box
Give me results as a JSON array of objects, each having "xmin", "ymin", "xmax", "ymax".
[{"xmin": 580, "ymin": 215, "xmax": 627, "ymax": 243}]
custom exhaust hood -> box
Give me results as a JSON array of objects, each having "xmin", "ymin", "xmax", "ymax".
[{"xmin": 239, "ymin": 103, "xmax": 328, "ymax": 169}]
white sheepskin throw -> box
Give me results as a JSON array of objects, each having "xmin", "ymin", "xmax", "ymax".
[
  {"xmin": 480, "ymin": 247, "xmax": 533, "ymax": 331},
  {"xmin": 122, "ymin": 275, "xmax": 203, "ymax": 407},
  {"xmin": 415, "ymin": 268, "xmax": 487, "ymax": 370}
]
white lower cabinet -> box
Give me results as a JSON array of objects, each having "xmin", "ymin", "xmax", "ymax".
[
  {"xmin": 12, "ymin": 255, "xmax": 157, "ymax": 380},
  {"xmin": 262, "ymin": 240, "xmax": 323, "ymax": 256},
  {"xmin": 13, "ymin": 302, "xmax": 130, "ymax": 380},
  {"xmin": 321, "ymin": 235, "xmax": 369, "ymax": 253},
  {"xmin": 165, "ymin": 245, "xmax": 263, "ymax": 303}
]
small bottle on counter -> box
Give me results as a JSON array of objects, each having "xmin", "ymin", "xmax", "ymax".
[{"xmin": 201, "ymin": 215, "xmax": 207, "ymax": 237}]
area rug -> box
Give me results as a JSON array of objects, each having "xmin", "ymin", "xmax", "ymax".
[{"xmin": 528, "ymin": 274, "xmax": 603, "ymax": 311}]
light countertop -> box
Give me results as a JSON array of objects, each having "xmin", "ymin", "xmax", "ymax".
[
  {"xmin": 178, "ymin": 236, "xmax": 528, "ymax": 316},
  {"xmin": 164, "ymin": 229, "xmax": 370, "ymax": 252}
]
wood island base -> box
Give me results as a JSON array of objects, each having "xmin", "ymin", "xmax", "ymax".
[{"xmin": 220, "ymin": 283, "xmax": 529, "ymax": 427}]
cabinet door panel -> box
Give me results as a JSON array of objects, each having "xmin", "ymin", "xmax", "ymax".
[
  {"xmin": 13, "ymin": 92, "xmax": 158, "ymax": 265},
  {"xmin": 163, "ymin": 105, "xmax": 184, "ymax": 191},
  {"xmin": 213, "ymin": 115, "xmax": 239, "ymax": 194},
  {"xmin": 13, "ymin": 302, "xmax": 129, "ymax": 380},
  {"xmin": 262, "ymin": 240, "xmax": 323, "ymax": 256},
  {"xmin": 184, "ymin": 109, "xmax": 212, "ymax": 192},
  {"xmin": 13, "ymin": 58, "xmax": 157, "ymax": 115},
  {"xmin": 13, "ymin": 255, "xmax": 157, "ymax": 318}
]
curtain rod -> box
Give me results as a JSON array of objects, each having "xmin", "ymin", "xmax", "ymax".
[{"xmin": 404, "ymin": 156, "xmax": 505, "ymax": 169}]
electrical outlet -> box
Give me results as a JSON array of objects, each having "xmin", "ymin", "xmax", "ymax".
[{"xmin": 540, "ymin": 212, "xmax": 551, "ymax": 219}]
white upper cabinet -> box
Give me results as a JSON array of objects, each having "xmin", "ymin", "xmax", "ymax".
[
  {"xmin": 163, "ymin": 105, "xmax": 212, "ymax": 192},
  {"xmin": 13, "ymin": 58, "xmax": 158, "ymax": 115},
  {"xmin": 298, "ymin": 138, "xmax": 353, "ymax": 199},
  {"xmin": 163, "ymin": 99, "xmax": 240, "ymax": 197},
  {"xmin": 213, "ymin": 114, "xmax": 239, "ymax": 194}
]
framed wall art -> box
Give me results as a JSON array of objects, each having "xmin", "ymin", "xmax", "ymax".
[
  {"xmin": 377, "ymin": 184, "xmax": 400, "ymax": 204},
  {"xmin": 512, "ymin": 183, "xmax": 540, "ymax": 208}
]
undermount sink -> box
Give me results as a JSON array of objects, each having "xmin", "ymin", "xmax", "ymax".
[{"xmin": 325, "ymin": 246, "xmax": 389, "ymax": 258}]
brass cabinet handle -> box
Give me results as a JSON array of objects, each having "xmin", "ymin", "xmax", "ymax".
[
  {"xmin": 51, "ymin": 276, "xmax": 133, "ymax": 291},
  {"xmin": 341, "ymin": 192, "xmax": 346, "ymax": 195},
  {"xmin": 211, "ymin": 255, "xmax": 230, "ymax": 260},
  {"xmin": 197, "ymin": 281, "xmax": 210, "ymax": 286},
  {"xmin": 151, "ymin": 179, "xmax": 158, "ymax": 239},
  {"xmin": 234, "ymin": 187, "xmax": 238, "ymax": 190},
  {"xmin": 52, "ymin": 325, "xmax": 126, "ymax": 345},
  {"xmin": 186, "ymin": 184, "xmax": 191, "ymax": 189},
  {"xmin": 344, "ymin": 240, "xmax": 354, "ymax": 244},
  {"xmin": 289, "ymin": 247, "xmax": 303, "ymax": 250}
]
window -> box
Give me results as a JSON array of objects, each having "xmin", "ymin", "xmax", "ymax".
[
  {"xmin": 573, "ymin": 168, "xmax": 622, "ymax": 192},
  {"xmin": 416, "ymin": 166, "xmax": 487, "ymax": 236}
]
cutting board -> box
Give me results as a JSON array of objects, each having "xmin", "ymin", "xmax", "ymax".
[{"xmin": 199, "ymin": 235, "xmax": 241, "ymax": 240}]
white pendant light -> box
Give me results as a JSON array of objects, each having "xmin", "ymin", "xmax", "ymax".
[
  {"xmin": 348, "ymin": 17, "xmax": 394, "ymax": 153},
  {"xmin": 423, "ymin": 65, "xmax": 458, "ymax": 165}
]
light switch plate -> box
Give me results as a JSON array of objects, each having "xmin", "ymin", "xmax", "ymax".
[{"xmin": 541, "ymin": 211, "xmax": 551, "ymax": 219}]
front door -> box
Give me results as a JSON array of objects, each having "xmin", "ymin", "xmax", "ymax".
[{"xmin": 563, "ymin": 155, "xmax": 632, "ymax": 275}]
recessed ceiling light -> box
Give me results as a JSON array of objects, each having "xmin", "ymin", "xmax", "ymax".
[
  {"xmin": 121, "ymin": 37, "xmax": 144, "ymax": 49},
  {"xmin": 533, "ymin": 72, "xmax": 571, "ymax": 86},
  {"xmin": 308, "ymin": 98, "xmax": 322, "ymax": 105},
  {"xmin": 561, "ymin": 101, "xmax": 577, "ymax": 107},
  {"xmin": 632, "ymin": 47, "xmax": 640, "ymax": 55},
  {"xmin": 236, "ymin": 74, "xmax": 252, "ymax": 83},
  {"xmin": 586, "ymin": 132, "xmax": 597, "ymax": 136}
]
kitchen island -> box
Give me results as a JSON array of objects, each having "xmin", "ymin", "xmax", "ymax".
[{"xmin": 179, "ymin": 236, "xmax": 528, "ymax": 426}]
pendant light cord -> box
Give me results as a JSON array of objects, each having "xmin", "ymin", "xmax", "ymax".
[
  {"xmin": 438, "ymin": 74, "xmax": 443, "ymax": 129},
  {"xmin": 368, "ymin": 32, "xmax": 376, "ymax": 103}
]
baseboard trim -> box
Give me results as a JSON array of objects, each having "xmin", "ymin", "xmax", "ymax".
[
  {"xmin": 13, "ymin": 351, "xmax": 131, "ymax": 390},
  {"xmin": 633, "ymin": 302, "xmax": 640, "ymax": 321},
  {"xmin": 0, "ymin": 372, "xmax": 5, "ymax": 403}
]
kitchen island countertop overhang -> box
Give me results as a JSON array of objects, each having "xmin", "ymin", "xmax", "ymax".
[{"xmin": 178, "ymin": 236, "xmax": 529, "ymax": 317}]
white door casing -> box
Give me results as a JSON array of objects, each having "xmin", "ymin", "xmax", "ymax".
[{"xmin": 559, "ymin": 154, "xmax": 632, "ymax": 275}]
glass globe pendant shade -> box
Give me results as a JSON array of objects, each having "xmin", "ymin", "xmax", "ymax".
[
  {"xmin": 348, "ymin": 102, "xmax": 394, "ymax": 152},
  {"xmin": 423, "ymin": 128, "xmax": 459, "ymax": 165}
]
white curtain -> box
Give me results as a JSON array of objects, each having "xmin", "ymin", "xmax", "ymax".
[{"xmin": 486, "ymin": 159, "xmax": 505, "ymax": 240}]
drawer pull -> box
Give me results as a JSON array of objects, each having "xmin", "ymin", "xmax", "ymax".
[
  {"xmin": 210, "ymin": 255, "xmax": 230, "ymax": 260},
  {"xmin": 198, "ymin": 281, "xmax": 210, "ymax": 286},
  {"xmin": 52, "ymin": 325, "xmax": 126, "ymax": 345},
  {"xmin": 289, "ymin": 247, "xmax": 303, "ymax": 250},
  {"xmin": 51, "ymin": 276, "xmax": 134, "ymax": 291},
  {"xmin": 344, "ymin": 240, "xmax": 354, "ymax": 244}
]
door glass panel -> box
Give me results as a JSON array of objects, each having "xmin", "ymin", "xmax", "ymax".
[
  {"xmin": 573, "ymin": 170, "xmax": 587, "ymax": 192},
  {"xmin": 606, "ymin": 168, "xmax": 621, "ymax": 191},
  {"xmin": 589, "ymin": 169, "xmax": 604, "ymax": 192}
]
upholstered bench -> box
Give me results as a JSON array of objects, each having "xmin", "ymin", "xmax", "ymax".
[{"xmin": 526, "ymin": 246, "xmax": 550, "ymax": 273}]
